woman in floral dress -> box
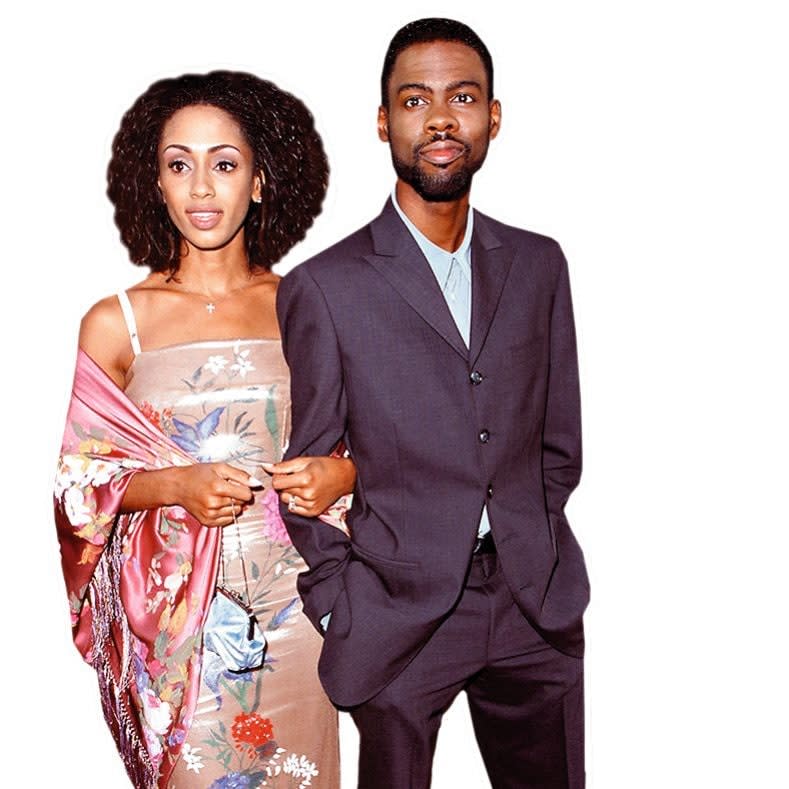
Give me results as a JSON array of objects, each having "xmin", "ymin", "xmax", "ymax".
[{"xmin": 54, "ymin": 72, "xmax": 351, "ymax": 789}]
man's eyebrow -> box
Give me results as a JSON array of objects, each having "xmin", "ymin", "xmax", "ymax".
[
  {"xmin": 446, "ymin": 80, "xmax": 483, "ymax": 93},
  {"xmin": 396, "ymin": 82, "xmax": 432, "ymax": 94},
  {"xmin": 396, "ymin": 80, "xmax": 484, "ymax": 95}
]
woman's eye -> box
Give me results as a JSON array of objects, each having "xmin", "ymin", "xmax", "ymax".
[
  {"xmin": 215, "ymin": 160, "xmax": 238, "ymax": 173},
  {"xmin": 168, "ymin": 159, "xmax": 189, "ymax": 174}
]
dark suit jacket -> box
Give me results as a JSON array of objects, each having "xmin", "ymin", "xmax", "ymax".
[{"xmin": 277, "ymin": 199, "xmax": 589, "ymax": 707}]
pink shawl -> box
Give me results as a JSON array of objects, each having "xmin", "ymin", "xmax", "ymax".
[{"xmin": 54, "ymin": 350, "xmax": 221, "ymax": 788}]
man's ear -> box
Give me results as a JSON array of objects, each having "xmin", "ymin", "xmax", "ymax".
[
  {"xmin": 377, "ymin": 106, "xmax": 390, "ymax": 142},
  {"xmin": 489, "ymin": 99, "xmax": 502, "ymax": 140}
]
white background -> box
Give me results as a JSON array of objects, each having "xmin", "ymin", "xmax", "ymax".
[{"xmin": 2, "ymin": 1, "xmax": 787, "ymax": 786}]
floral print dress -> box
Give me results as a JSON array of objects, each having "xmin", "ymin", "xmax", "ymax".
[{"xmin": 124, "ymin": 338, "xmax": 339, "ymax": 789}]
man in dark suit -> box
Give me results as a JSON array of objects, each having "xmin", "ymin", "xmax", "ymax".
[{"xmin": 277, "ymin": 17, "xmax": 589, "ymax": 789}]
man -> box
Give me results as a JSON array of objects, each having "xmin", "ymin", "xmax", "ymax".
[{"xmin": 277, "ymin": 18, "xmax": 589, "ymax": 789}]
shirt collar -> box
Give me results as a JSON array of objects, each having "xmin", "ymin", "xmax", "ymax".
[{"xmin": 391, "ymin": 188, "xmax": 473, "ymax": 282}]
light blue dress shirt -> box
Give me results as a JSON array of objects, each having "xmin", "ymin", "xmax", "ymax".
[{"xmin": 392, "ymin": 190, "xmax": 491, "ymax": 539}]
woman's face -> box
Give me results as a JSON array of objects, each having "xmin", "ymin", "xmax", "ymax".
[{"xmin": 157, "ymin": 104, "xmax": 262, "ymax": 257}]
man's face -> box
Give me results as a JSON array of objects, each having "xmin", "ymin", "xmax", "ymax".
[{"xmin": 378, "ymin": 40, "xmax": 501, "ymax": 202}]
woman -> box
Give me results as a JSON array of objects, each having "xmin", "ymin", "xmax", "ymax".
[{"xmin": 54, "ymin": 71, "xmax": 351, "ymax": 789}]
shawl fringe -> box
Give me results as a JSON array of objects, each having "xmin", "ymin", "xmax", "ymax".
[{"xmin": 91, "ymin": 525, "xmax": 158, "ymax": 789}]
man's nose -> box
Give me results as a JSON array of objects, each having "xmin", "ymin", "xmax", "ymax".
[{"xmin": 424, "ymin": 103, "xmax": 458, "ymax": 135}]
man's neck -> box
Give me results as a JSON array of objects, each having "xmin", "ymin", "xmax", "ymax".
[{"xmin": 394, "ymin": 180, "xmax": 471, "ymax": 252}]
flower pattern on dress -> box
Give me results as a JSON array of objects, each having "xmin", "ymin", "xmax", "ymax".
[
  {"xmin": 204, "ymin": 355, "xmax": 229, "ymax": 375},
  {"xmin": 170, "ymin": 407, "xmax": 226, "ymax": 460},
  {"xmin": 58, "ymin": 345, "xmax": 342, "ymax": 787},
  {"xmin": 209, "ymin": 772, "xmax": 252, "ymax": 789},
  {"xmin": 181, "ymin": 744, "xmax": 205, "ymax": 775},
  {"xmin": 282, "ymin": 754, "xmax": 320, "ymax": 786},
  {"xmin": 230, "ymin": 342, "xmax": 256, "ymax": 378},
  {"xmin": 261, "ymin": 488, "xmax": 292, "ymax": 546},
  {"xmin": 140, "ymin": 401, "xmax": 174, "ymax": 431},
  {"xmin": 232, "ymin": 713, "xmax": 274, "ymax": 750}
]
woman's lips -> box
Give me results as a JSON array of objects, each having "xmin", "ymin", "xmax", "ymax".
[
  {"xmin": 187, "ymin": 209, "xmax": 222, "ymax": 230},
  {"xmin": 419, "ymin": 140, "xmax": 465, "ymax": 166}
]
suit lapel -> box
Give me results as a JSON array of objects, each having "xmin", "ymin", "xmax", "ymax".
[
  {"xmin": 469, "ymin": 211, "xmax": 515, "ymax": 365},
  {"xmin": 365, "ymin": 200, "xmax": 468, "ymax": 360}
]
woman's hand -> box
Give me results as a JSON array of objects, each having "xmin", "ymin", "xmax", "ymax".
[
  {"xmin": 172, "ymin": 463, "xmax": 261, "ymax": 526},
  {"xmin": 122, "ymin": 463, "xmax": 261, "ymax": 527},
  {"xmin": 264, "ymin": 456, "xmax": 356, "ymax": 517}
]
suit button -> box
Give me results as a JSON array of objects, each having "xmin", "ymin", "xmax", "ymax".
[
  {"xmin": 469, "ymin": 370, "xmax": 483, "ymax": 385},
  {"xmin": 487, "ymin": 484, "xmax": 494, "ymax": 498},
  {"xmin": 478, "ymin": 429, "xmax": 490, "ymax": 443}
]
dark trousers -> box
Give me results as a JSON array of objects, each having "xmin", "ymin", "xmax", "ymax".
[{"xmin": 350, "ymin": 552, "xmax": 584, "ymax": 789}]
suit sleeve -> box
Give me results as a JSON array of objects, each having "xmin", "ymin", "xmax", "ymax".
[
  {"xmin": 277, "ymin": 267, "xmax": 351, "ymax": 632},
  {"xmin": 542, "ymin": 244, "xmax": 583, "ymax": 528}
]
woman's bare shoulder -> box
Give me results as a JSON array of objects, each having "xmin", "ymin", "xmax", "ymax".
[
  {"xmin": 78, "ymin": 282, "xmax": 149, "ymax": 387},
  {"xmin": 253, "ymin": 269, "xmax": 281, "ymax": 290},
  {"xmin": 248, "ymin": 270, "xmax": 281, "ymax": 336},
  {"xmin": 251, "ymin": 270, "xmax": 281, "ymax": 307},
  {"xmin": 80, "ymin": 274, "xmax": 156, "ymax": 322},
  {"xmin": 80, "ymin": 294, "xmax": 125, "ymax": 340}
]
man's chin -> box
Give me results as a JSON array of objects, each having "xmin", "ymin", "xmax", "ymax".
[
  {"xmin": 415, "ymin": 185, "xmax": 471, "ymax": 203},
  {"xmin": 407, "ymin": 170, "xmax": 473, "ymax": 203},
  {"xmin": 393, "ymin": 156, "xmax": 475, "ymax": 203}
]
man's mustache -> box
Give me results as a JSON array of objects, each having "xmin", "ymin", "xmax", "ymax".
[{"xmin": 414, "ymin": 132, "xmax": 469, "ymax": 154}]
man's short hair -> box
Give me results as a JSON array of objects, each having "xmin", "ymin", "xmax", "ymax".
[{"xmin": 380, "ymin": 18, "xmax": 494, "ymax": 108}]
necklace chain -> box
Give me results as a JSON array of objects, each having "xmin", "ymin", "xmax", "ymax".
[{"xmin": 174, "ymin": 278, "xmax": 253, "ymax": 315}]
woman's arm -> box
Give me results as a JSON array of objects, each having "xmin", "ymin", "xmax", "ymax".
[
  {"xmin": 78, "ymin": 297, "xmax": 257, "ymax": 527},
  {"xmin": 122, "ymin": 463, "xmax": 258, "ymax": 526},
  {"xmin": 265, "ymin": 456, "xmax": 356, "ymax": 517}
]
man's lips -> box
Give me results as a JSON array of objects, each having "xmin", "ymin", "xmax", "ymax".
[
  {"xmin": 418, "ymin": 140, "xmax": 465, "ymax": 166},
  {"xmin": 186, "ymin": 208, "xmax": 222, "ymax": 230}
]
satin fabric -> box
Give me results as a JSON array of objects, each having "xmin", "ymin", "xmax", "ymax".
[{"xmin": 54, "ymin": 349, "xmax": 221, "ymax": 788}]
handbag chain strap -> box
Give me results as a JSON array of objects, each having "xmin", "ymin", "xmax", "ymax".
[{"xmin": 218, "ymin": 508, "xmax": 253, "ymax": 607}]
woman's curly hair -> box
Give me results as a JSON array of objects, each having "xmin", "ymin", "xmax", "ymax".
[{"xmin": 107, "ymin": 70, "xmax": 329, "ymax": 273}]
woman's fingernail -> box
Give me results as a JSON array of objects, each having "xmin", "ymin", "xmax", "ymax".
[{"xmin": 248, "ymin": 476, "xmax": 264, "ymax": 487}]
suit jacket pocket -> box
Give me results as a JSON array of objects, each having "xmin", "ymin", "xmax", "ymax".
[
  {"xmin": 350, "ymin": 541, "xmax": 420, "ymax": 571},
  {"xmin": 348, "ymin": 542, "xmax": 423, "ymax": 603}
]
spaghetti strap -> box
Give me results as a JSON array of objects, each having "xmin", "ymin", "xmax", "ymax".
[{"xmin": 116, "ymin": 290, "xmax": 142, "ymax": 356}]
